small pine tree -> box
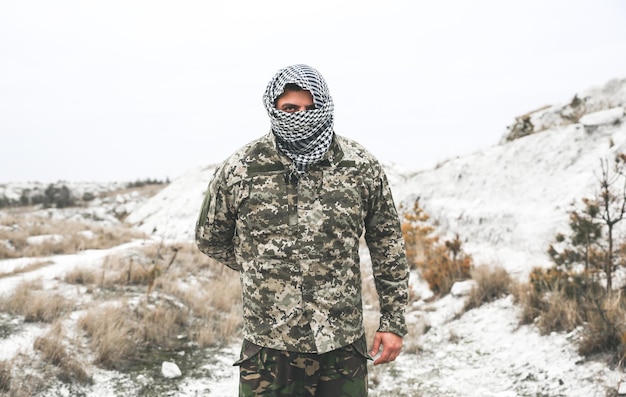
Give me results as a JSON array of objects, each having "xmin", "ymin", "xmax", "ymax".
[
  {"xmin": 400, "ymin": 199, "xmax": 472, "ymax": 294},
  {"xmin": 548, "ymin": 154, "xmax": 626, "ymax": 292},
  {"xmin": 400, "ymin": 199, "xmax": 437, "ymax": 270}
]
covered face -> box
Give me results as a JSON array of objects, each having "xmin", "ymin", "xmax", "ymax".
[{"xmin": 262, "ymin": 64, "xmax": 335, "ymax": 173}]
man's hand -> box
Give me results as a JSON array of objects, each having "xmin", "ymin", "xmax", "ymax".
[{"xmin": 370, "ymin": 331, "xmax": 403, "ymax": 365}]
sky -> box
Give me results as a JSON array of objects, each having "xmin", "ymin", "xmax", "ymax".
[{"xmin": 1, "ymin": 0, "xmax": 625, "ymax": 183}]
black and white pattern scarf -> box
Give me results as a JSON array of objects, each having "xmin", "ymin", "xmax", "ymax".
[{"xmin": 263, "ymin": 64, "xmax": 334, "ymax": 173}]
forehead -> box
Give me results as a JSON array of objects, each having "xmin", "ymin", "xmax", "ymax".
[{"xmin": 275, "ymin": 89, "xmax": 314, "ymax": 104}]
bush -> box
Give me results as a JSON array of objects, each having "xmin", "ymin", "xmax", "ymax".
[
  {"xmin": 518, "ymin": 265, "xmax": 626, "ymax": 364},
  {"xmin": 401, "ymin": 199, "xmax": 473, "ymax": 295},
  {"xmin": 578, "ymin": 293, "xmax": 626, "ymax": 364}
]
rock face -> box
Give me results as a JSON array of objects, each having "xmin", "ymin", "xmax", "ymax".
[{"xmin": 502, "ymin": 78, "xmax": 626, "ymax": 142}]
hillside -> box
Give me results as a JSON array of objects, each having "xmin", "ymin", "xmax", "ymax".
[{"xmin": 404, "ymin": 77, "xmax": 626, "ymax": 278}]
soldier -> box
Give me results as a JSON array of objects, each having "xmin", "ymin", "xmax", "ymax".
[{"xmin": 196, "ymin": 64, "xmax": 409, "ymax": 397}]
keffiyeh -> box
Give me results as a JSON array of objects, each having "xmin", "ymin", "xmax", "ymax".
[{"xmin": 263, "ymin": 64, "xmax": 334, "ymax": 173}]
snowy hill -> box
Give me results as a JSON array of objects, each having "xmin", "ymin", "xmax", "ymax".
[
  {"xmin": 128, "ymin": 78, "xmax": 626, "ymax": 282},
  {"xmin": 405, "ymin": 80, "xmax": 626, "ymax": 278}
]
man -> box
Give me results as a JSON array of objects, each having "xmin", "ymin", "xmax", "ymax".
[{"xmin": 196, "ymin": 64, "xmax": 409, "ymax": 396}]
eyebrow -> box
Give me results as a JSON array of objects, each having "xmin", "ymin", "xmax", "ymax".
[
  {"xmin": 278, "ymin": 103, "xmax": 316, "ymax": 110},
  {"xmin": 279, "ymin": 102, "xmax": 298, "ymax": 109}
]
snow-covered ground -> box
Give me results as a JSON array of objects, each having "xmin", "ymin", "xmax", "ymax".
[{"xmin": 2, "ymin": 77, "xmax": 626, "ymax": 396}]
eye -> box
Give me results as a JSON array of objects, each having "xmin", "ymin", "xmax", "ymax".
[{"xmin": 281, "ymin": 105, "xmax": 298, "ymax": 113}]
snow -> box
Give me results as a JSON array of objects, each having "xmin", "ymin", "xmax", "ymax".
[{"xmin": 2, "ymin": 77, "xmax": 626, "ymax": 395}]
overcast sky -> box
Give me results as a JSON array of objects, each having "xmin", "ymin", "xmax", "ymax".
[{"xmin": 1, "ymin": 0, "xmax": 625, "ymax": 183}]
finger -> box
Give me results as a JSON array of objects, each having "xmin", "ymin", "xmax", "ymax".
[
  {"xmin": 373, "ymin": 344, "xmax": 402, "ymax": 365},
  {"xmin": 370, "ymin": 333, "xmax": 382, "ymax": 357}
]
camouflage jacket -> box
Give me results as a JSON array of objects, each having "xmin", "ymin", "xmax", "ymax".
[{"xmin": 196, "ymin": 132, "xmax": 409, "ymax": 353}]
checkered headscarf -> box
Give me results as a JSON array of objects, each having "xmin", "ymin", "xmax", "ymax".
[{"xmin": 263, "ymin": 64, "xmax": 334, "ymax": 173}]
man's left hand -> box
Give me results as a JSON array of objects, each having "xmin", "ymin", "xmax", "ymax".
[{"xmin": 370, "ymin": 331, "xmax": 403, "ymax": 365}]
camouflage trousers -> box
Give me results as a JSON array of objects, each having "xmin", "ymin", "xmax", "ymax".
[{"xmin": 235, "ymin": 335, "xmax": 370, "ymax": 397}]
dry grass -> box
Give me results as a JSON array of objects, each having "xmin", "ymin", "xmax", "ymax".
[
  {"xmin": 135, "ymin": 301, "xmax": 188, "ymax": 348},
  {"xmin": 513, "ymin": 265, "xmax": 626, "ymax": 364},
  {"xmin": 578, "ymin": 293, "xmax": 626, "ymax": 363},
  {"xmin": 0, "ymin": 359, "xmax": 10, "ymax": 393},
  {"xmin": 464, "ymin": 265, "xmax": 512, "ymax": 311},
  {"xmin": 33, "ymin": 321, "xmax": 92, "ymax": 385},
  {"xmin": 63, "ymin": 266, "xmax": 100, "ymax": 285},
  {"xmin": 510, "ymin": 281, "xmax": 545, "ymax": 326},
  {"xmin": 157, "ymin": 243, "xmax": 243, "ymax": 347},
  {"xmin": 79, "ymin": 304, "xmax": 138, "ymax": 370},
  {"xmin": 0, "ymin": 280, "xmax": 72, "ymax": 323},
  {"xmin": 0, "ymin": 211, "xmax": 147, "ymax": 259},
  {"xmin": 0, "ymin": 356, "xmax": 46, "ymax": 397},
  {"xmin": 536, "ymin": 291, "xmax": 583, "ymax": 334},
  {"xmin": 70, "ymin": 241, "xmax": 244, "ymax": 371}
]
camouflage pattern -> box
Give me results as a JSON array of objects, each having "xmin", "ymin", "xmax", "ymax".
[
  {"xmin": 196, "ymin": 132, "xmax": 409, "ymax": 353},
  {"xmin": 236, "ymin": 335, "xmax": 369, "ymax": 397}
]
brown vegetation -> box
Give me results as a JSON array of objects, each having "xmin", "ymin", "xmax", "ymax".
[
  {"xmin": 34, "ymin": 321, "xmax": 92, "ymax": 384},
  {"xmin": 0, "ymin": 210, "xmax": 147, "ymax": 259},
  {"xmin": 0, "ymin": 239, "xmax": 243, "ymax": 394},
  {"xmin": 401, "ymin": 199, "xmax": 472, "ymax": 295},
  {"xmin": 464, "ymin": 265, "xmax": 512, "ymax": 311},
  {"xmin": 0, "ymin": 280, "xmax": 71, "ymax": 323}
]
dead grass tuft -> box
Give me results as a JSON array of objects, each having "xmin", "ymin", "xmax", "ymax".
[
  {"xmin": 33, "ymin": 321, "xmax": 92, "ymax": 384},
  {"xmin": 135, "ymin": 301, "xmax": 188, "ymax": 348},
  {"xmin": 464, "ymin": 265, "xmax": 512, "ymax": 311},
  {"xmin": 578, "ymin": 293, "xmax": 626, "ymax": 363},
  {"xmin": 79, "ymin": 304, "xmax": 138, "ymax": 370},
  {"xmin": 0, "ymin": 281, "xmax": 72, "ymax": 323},
  {"xmin": 64, "ymin": 266, "xmax": 99, "ymax": 285},
  {"xmin": 535, "ymin": 292, "xmax": 582, "ymax": 334}
]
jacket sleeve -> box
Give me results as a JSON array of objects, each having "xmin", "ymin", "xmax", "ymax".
[
  {"xmin": 364, "ymin": 163, "xmax": 409, "ymax": 337},
  {"xmin": 195, "ymin": 165, "xmax": 241, "ymax": 271}
]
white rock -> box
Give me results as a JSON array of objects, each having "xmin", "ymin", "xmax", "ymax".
[
  {"xmin": 450, "ymin": 280, "xmax": 477, "ymax": 297},
  {"xmin": 161, "ymin": 361, "xmax": 182, "ymax": 379},
  {"xmin": 579, "ymin": 107, "xmax": 625, "ymax": 126}
]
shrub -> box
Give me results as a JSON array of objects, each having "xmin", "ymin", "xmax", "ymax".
[
  {"xmin": 518, "ymin": 265, "xmax": 626, "ymax": 364},
  {"xmin": 578, "ymin": 293, "xmax": 626, "ymax": 364},
  {"xmin": 400, "ymin": 199, "xmax": 473, "ymax": 295},
  {"xmin": 520, "ymin": 266, "xmax": 602, "ymax": 334}
]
